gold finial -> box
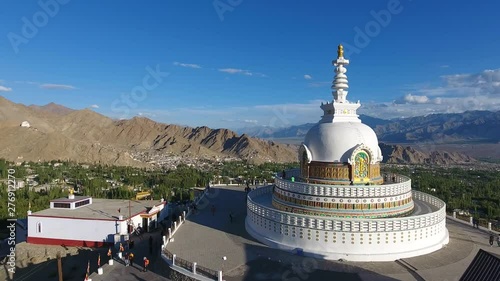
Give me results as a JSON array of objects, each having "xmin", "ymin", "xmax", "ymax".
[
  {"xmin": 69, "ymin": 188, "xmax": 74, "ymax": 195},
  {"xmin": 337, "ymin": 44, "xmax": 344, "ymax": 58}
]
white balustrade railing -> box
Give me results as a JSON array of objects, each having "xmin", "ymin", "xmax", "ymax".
[{"xmin": 247, "ymin": 185, "xmax": 446, "ymax": 233}]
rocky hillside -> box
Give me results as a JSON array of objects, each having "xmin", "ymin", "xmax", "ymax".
[
  {"xmin": 0, "ymin": 96, "xmax": 297, "ymax": 167},
  {"xmin": 380, "ymin": 143, "xmax": 476, "ymax": 165},
  {"xmin": 374, "ymin": 110, "xmax": 500, "ymax": 143}
]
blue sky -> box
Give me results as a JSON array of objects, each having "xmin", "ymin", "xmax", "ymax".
[{"xmin": 1, "ymin": 0, "xmax": 500, "ymax": 130}]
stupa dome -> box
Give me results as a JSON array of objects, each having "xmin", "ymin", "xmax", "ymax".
[{"xmin": 303, "ymin": 121, "xmax": 382, "ymax": 163}]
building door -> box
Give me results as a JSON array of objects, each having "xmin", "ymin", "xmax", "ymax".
[{"xmin": 142, "ymin": 218, "xmax": 148, "ymax": 232}]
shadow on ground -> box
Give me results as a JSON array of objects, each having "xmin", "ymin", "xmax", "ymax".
[{"xmin": 10, "ymin": 247, "xmax": 110, "ymax": 281}]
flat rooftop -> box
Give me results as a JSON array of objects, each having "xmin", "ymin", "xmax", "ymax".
[
  {"xmin": 50, "ymin": 196, "xmax": 90, "ymax": 203},
  {"xmin": 30, "ymin": 198, "xmax": 165, "ymax": 221}
]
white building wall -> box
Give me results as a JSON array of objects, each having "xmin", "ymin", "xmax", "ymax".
[
  {"xmin": 28, "ymin": 217, "xmax": 121, "ymax": 243},
  {"xmin": 28, "ymin": 202, "xmax": 168, "ymax": 244}
]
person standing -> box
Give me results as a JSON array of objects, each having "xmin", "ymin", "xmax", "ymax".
[
  {"xmin": 107, "ymin": 247, "xmax": 112, "ymax": 262},
  {"xmin": 129, "ymin": 252, "xmax": 135, "ymax": 266},
  {"xmin": 143, "ymin": 257, "xmax": 150, "ymax": 272},
  {"xmin": 124, "ymin": 252, "xmax": 130, "ymax": 266}
]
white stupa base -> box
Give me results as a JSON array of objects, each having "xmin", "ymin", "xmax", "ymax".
[
  {"xmin": 98, "ymin": 267, "xmax": 103, "ymax": 275},
  {"xmin": 246, "ymin": 216, "xmax": 450, "ymax": 262},
  {"xmin": 108, "ymin": 259, "xmax": 114, "ymax": 265}
]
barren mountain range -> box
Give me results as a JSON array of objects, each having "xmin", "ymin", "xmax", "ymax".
[
  {"xmin": 0, "ymin": 96, "xmax": 476, "ymax": 167},
  {"xmin": 0, "ymin": 96, "xmax": 297, "ymax": 167},
  {"xmin": 245, "ymin": 111, "xmax": 500, "ymax": 144}
]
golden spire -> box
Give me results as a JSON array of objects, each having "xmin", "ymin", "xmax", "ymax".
[{"xmin": 337, "ymin": 44, "xmax": 344, "ymax": 58}]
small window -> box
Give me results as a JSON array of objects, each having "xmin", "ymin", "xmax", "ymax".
[
  {"xmin": 37, "ymin": 222, "xmax": 42, "ymax": 233},
  {"xmin": 53, "ymin": 202, "xmax": 70, "ymax": 208}
]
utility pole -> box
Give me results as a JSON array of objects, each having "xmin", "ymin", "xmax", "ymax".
[
  {"xmin": 129, "ymin": 199, "xmax": 132, "ymax": 233},
  {"xmin": 57, "ymin": 252, "xmax": 63, "ymax": 281}
]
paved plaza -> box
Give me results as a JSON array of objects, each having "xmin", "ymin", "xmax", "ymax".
[{"xmin": 166, "ymin": 185, "xmax": 500, "ymax": 281}]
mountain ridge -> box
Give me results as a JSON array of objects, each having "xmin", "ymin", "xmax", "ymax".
[
  {"xmin": 0, "ymin": 96, "xmax": 298, "ymax": 167},
  {"xmin": 241, "ymin": 111, "xmax": 500, "ymax": 144},
  {"xmin": 0, "ymin": 96, "xmax": 480, "ymax": 167}
]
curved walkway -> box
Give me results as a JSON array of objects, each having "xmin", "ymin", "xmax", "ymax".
[{"xmin": 165, "ymin": 185, "xmax": 500, "ymax": 281}]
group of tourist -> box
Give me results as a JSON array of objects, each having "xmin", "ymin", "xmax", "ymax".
[{"xmin": 110, "ymin": 242, "xmax": 151, "ymax": 272}]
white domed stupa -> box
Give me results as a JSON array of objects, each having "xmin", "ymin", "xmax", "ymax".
[{"xmin": 245, "ymin": 45, "xmax": 449, "ymax": 261}]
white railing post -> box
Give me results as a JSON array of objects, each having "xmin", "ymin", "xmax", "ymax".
[
  {"xmin": 453, "ymin": 211, "xmax": 456, "ymax": 218},
  {"xmin": 174, "ymin": 221, "xmax": 177, "ymax": 230},
  {"xmin": 183, "ymin": 211, "xmax": 186, "ymax": 221},
  {"xmin": 179, "ymin": 215, "xmax": 182, "ymax": 224},
  {"xmin": 168, "ymin": 228, "xmax": 172, "ymax": 239},
  {"xmin": 193, "ymin": 262, "xmax": 197, "ymax": 274},
  {"xmin": 488, "ymin": 222, "xmax": 492, "ymax": 230},
  {"xmin": 469, "ymin": 217, "xmax": 473, "ymax": 225},
  {"xmin": 218, "ymin": 271, "xmax": 223, "ymax": 281},
  {"xmin": 173, "ymin": 254, "xmax": 176, "ymax": 266}
]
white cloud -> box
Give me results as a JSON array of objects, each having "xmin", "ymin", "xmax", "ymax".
[
  {"xmin": 137, "ymin": 112, "xmax": 157, "ymax": 117},
  {"xmin": 218, "ymin": 68, "xmax": 266, "ymax": 77},
  {"xmin": 221, "ymin": 118, "xmax": 258, "ymax": 124},
  {"xmin": 0, "ymin": 85, "xmax": 12, "ymax": 92},
  {"xmin": 304, "ymin": 74, "xmax": 312, "ymax": 80},
  {"xmin": 90, "ymin": 104, "xmax": 99, "ymax": 108},
  {"xmin": 40, "ymin": 84, "xmax": 76, "ymax": 90},
  {"xmin": 14, "ymin": 81, "xmax": 39, "ymax": 85},
  {"xmin": 173, "ymin": 62, "xmax": 202, "ymax": 69},
  {"xmin": 394, "ymin": 93, "xmax": 441, "ymax": 105}
]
